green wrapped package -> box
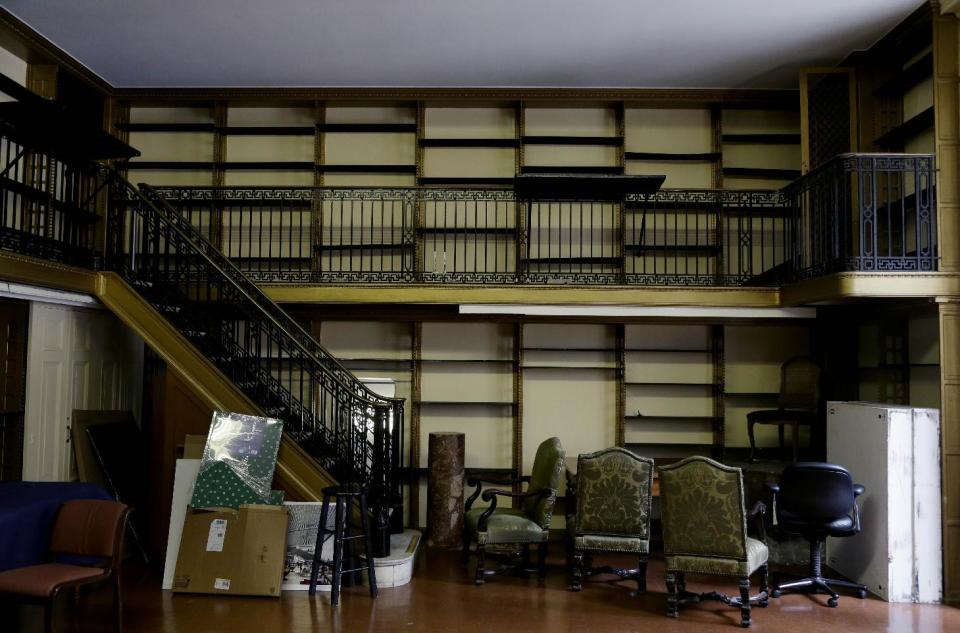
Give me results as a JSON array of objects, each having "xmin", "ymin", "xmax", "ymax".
[{"xmin": 190, "ymin": 411, "xmax": 285, "ymax": 509}]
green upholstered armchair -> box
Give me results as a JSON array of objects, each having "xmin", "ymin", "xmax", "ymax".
[
  {"xmin": 461, "ymin": 437, "xmax": 565, "ymax": 585},
  {"xmin": 658, "ymin": 456, "xmax": 769, "ymax": 628},
  {"xmin": 567, "ymin": 447, "xmax": 653, "ymax": 593}
]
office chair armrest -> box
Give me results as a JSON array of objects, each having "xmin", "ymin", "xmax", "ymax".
[
  {"xmin": 465, "ymin": 475, "xmax": 530, "ymax": 510},
  {"xmin": 850, "ymin": 483, "xmax": 866, "ymax": 531},
  {"xmin": 747, "ymin": 500, "xmax": 767, "ymax": 542},
  {"xmin": 476, "ymin": 487, "xmax": 550, "ymax": 532}
]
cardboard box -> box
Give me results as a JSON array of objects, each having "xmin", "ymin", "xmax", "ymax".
[{"xmin": 172, "ymin": 504, "xmax": 289, "ymax": 597}]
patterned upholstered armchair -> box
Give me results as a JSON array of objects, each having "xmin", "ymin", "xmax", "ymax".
[
  {"xmin": 659, "ymin": 456, "xmax": 769, "ymax": 628},
  {"xmin": 567, "ymin": 447, "xmax": 654, "ymax": 593},
  {"xmin": 461, "ymin": 437, "xmax": 565, "ymax": 585}
]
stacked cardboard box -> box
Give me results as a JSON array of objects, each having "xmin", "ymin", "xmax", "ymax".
[{"xmin": 171, "ymin": 412, "xmax": 290, "ymax": 597}]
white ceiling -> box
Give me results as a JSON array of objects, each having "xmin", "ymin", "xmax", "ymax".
[{"xmin": 2, "ymin": 0, "xmax": 924, "ymax": 89}]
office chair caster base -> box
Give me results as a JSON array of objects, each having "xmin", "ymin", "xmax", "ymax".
[
  {"xmin": 770, "ymin": 589, "xmax": 781, "ymax": 598},
  {"xmin": 827, "ymin": 597, "xmax": 838, "ymax": 608}
]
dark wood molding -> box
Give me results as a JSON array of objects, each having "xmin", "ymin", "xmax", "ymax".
[
  {"xmin": 419, "ymin": 138, "xmax": 519, "ymax": 148},
  {"xmin": 721, "ymin": 133, "xmax": 801, "ymax": 144},
  {"xmin": 624, "ymin": 151, "xmax": 722, "ymax": 162},
  {"xmin": 0, "ymin": 7, "xmax": 112, "ymax": 94},
  {"xmin": 112, "ymin": 87, "xmax": 800, "ymax": 108},
  {"xmin": 873, "ymin": 51, "xmax": 933, "ymax": 97},
  {"xmin": 722, "ymin": 167, "xmax": 802, "ymax": 180}
]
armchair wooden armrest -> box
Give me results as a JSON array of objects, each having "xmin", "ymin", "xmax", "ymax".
[
  {"xmin": 476, "ymin": 487, "xmax": 550, "ymax": 532},
  {"xmin": 747, "ymin": 500, "xmax": 767, "ymax": 542},
  {"xmin": 466, "ymin": 475, "xmax": 530, "ymax": 510}
]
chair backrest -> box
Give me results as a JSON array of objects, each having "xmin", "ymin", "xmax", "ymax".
[
  {"xmin": 659, "ymin": 456, "xmax": 747, "ymax": 561},
  {"xmin": 50, "ymin": 499, "xmax": 129, "ymax": 561},
  {"xmin": 521, "ymin": 437, "xmax": 565, "ymax": 530},
  {"xmin": 778, "ymin": 356, "xmax": 820, "ymax": 410},
  {"xmin": 776, "ymin": 462, "xmax": 856, "ymax": 524},
  {"xmin": 574, "ymin": 447, "xmax": 653, "ymax": 539}
]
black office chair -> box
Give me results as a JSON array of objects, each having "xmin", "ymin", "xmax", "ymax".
[{"xmin": 767, "ymin": 462, "xmax": 868, "ymax": 607}]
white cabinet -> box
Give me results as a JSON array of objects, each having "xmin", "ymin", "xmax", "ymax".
[{"xmin": 826, "ymin": 401, "xmax": 941, "ymax": 603}]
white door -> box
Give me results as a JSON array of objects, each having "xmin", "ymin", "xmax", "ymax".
[
  {"xmin": 23, "ymin": 303, "xmax": 72, "ymax": 481},
  {"xmin": 23, "ymin": 304, "xmax": 144, "ymax": 481}
]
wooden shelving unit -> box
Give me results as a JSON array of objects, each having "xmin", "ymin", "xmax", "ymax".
[
  {"xmin": 874, "ymin": 107, "xmax": 934, "ymax": 148},
  {"xmin": 622, "ymin": 325, "xmax": 725, "ymax": 461}
]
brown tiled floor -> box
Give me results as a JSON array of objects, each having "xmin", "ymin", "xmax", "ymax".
[{"xmin": 23, "ymin": 549, "xmax": 960, "ymax": 633}]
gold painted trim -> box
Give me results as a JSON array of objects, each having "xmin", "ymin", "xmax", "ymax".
[
  {"xmin": 0, "ymin": 251, "xmax": 97, "ymax": 294},
  {"xmin": 96, "ymin": 271, "xmax": 333, "ymax": 501},
  {"xmin": 262, "ymin": 284, "xmax": 782, "ymax": 307},
  {"xmin": 781, "ymin": 272, "xmax": 960, "ymax": 305}
]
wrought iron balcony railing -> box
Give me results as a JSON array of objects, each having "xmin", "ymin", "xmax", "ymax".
[
  {"xmin": 151, "ymin": 187, "xmax": 796, "ymax": 286},
  {"xmin": 149, "ymin": 154, "xmax": 936, "ymax": 287},
  {"xmin": 783, "ymin": 153, "xmax": 936, "ymax": 277}
]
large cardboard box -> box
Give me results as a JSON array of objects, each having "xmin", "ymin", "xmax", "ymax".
[{"xmin": 173, "ymin": 504, "xmax": 289, "ymax": 597}]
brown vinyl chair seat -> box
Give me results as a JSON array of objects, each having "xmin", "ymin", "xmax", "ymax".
[
  {"xmin": 0, "ymin": 499, "xmax": 130, "ymax": 633},
  {"xmin": 0, "ymin": 563, "xmax": 107, "ymax": 598}
]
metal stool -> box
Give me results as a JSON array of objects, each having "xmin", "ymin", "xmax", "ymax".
[{"xmin": 308, "ymin": 484, "xmax": 378, "ymax": 605}]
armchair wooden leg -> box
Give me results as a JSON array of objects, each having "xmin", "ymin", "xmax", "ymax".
[
  {"xmin": 637, "ymin": 557, "xmax": 648, "ymax": 593},
  {"xmin": 739, "ymin": 578, "xmax": 751, "ymax": 628},
  {"xmin": 571, "ymin": 550, "xmax": 583, "ymax": 592},
  {"xmin": 759, "ymin": 564, "xmax": 769, "ymax": 607},
  {"xmin": 537, "ymin": 542, "xmax": 548, "ymax": 579},
  {"xmin": 665, "ymin": 572, "xmax": 678, "ymax": 618},
  {"xmin": 474, "ymin": 544, "xmax": 486, "ymax": 586}
]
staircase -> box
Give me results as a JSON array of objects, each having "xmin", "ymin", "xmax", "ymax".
[
  {"xmin": 108, "ymin": 174, "xmax": 403, "ymax": 550},
  {"xmin": 0, "ymin": 124, "xmax": 404, "ymax": 552}
]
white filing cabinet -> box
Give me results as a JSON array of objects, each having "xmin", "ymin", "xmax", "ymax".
[{"xmin": 826, "ymin": 401, "xmax": 941, "ymax": 603}]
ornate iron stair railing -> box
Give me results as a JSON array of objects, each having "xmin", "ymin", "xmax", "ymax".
[
  {"xmin": 0, "ymin": 117, "xmax": 405, "ymax": 552},
  {"xmin": 104, "ymin": 175, "xmax": 404, "ymax": 551}
]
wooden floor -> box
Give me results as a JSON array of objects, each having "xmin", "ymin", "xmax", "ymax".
[{"xmin": 25, "ymin": 549, "xmax": 960, "ymax": 633}]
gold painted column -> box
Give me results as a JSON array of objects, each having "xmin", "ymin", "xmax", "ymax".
[
  {"xmin": 934, "ymin": 5, "xmax": 960, "ymax": 272},
  {"xmin": 939, "ymin": 298, "xmax": 960, "ymax": 603},
  {"xmin": 935, "ymin": 2, "xmax": 960, "ymax": 602}
]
